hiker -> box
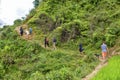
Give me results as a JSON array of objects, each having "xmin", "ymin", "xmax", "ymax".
[
  {"xmin": 25, "ymin": 29, "xmax": 29, "ymax": 39},
  {"xmin": 52, "ymin": 37, "xmax": 57, "ymax": 50},
  {"xmin": 44, "ymin": 37, "xmax": 49, "ymax": 48},
  {"xmin": 29, "ymin": 27, "xmax": 32, "ymax": 35},
  {"xmin": 20, "ymin": 27, "xmax": 23, "ymax": 36},
  {"xmin": 79, "ymin": 43, "xmax": 84, "ymax": 53},
  {"xmin": 101, "ymin": 41, "xmax": 108, "ymax": 60}
]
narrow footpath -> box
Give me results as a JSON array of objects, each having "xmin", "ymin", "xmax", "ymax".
[{"xmin": 82, "ymin": 46, "xmax": 120, "ymax": 80}]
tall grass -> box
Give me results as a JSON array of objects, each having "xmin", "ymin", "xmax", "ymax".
[{"xmin": 92, "ymin": 56, "xmax": 120, "ymax": 80}]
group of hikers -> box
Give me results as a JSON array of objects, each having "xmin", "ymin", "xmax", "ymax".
[
  {"xmin": 19, "ymin": 27, "xmax": 32, "ymax": 39},
  {"xmin": 19, "ymin": 26, "xmax": 109, "ymax": 60},
  {"xmin": 44, "ymin": 37, "xmax": 57, "ymax": 50},
  {"xmin": 19, "ymin": 26, "xmax": 57, "ymax": 50}
]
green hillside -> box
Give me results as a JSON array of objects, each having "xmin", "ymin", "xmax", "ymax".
[
  {"xmin": 0, "ymin": 0, "xmax": 120, "ymax": 80},
  {"xmin": 27, "ymin": 0, "xmax": 120, "ymax": 47},
  {"xmin": 0, "ymin": 27, "xmax": 98, "ymax": 79}
]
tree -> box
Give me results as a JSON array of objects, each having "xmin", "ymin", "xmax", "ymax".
[
  {"xmin": 33, "ymin": 0, "xmax": 40, "ymax": 8},
  {"xmin": 14, "ymin": 19, "xmax": 22, "ymax": 26}
]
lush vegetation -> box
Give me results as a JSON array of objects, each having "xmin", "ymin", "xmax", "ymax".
[
  {"xmin": 0, "ymin": 26, "xmax": 99, "ymax": 79},
  {"xmin": 27, "ymin": 0, "xmax": 120, "ymax": 47},
  {"xmin": 0, "ymin": 0, "xmax": 120, "ymax": 80},
  {"xmin": 92, "ymin": 56, "xmax": 120, "ymax": 80}
]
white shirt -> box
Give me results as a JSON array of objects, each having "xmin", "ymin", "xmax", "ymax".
[{"xmin": 26, "ymin": 30, "xmax": 29, "ymax": 35}]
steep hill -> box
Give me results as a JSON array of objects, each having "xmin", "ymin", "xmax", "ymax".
[{"xmin": 0, "ymin": 0, "xmax": 120, "ymax": 80}]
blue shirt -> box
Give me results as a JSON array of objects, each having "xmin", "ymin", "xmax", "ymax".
[
  {"xmin": 29, "ymin": 28, "xmax": 32, "ymax": 33},
  {"xmin": 79, "ymin": 44, "xmax": 84, "ymax": 52},
  {"xmin": 101, "ymin": 44, "xmax": 107, "ymax": 52}
]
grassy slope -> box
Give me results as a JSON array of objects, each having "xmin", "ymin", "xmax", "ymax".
[
  {"xmin": 92, "ymin": 56, "xmax": 120, "ymax": 80},
  {"xmin": 1, "ymin": 0, "xmax": 120, "ymax": 80},
  {"xmin": 0, "ymin": 27, "xmax": 99, "ymax": 80}
]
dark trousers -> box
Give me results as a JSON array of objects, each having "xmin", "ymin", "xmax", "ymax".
[
  {"xmin": 20, "ymin": 31, "xmax": 23, "ymax": 36},
  {"xmin": 45, "ymin": 42, "xmax": 49, "ymax": 47}
]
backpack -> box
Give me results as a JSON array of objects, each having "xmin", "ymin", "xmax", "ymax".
[
  {"xmin": 53, "ymin": 38, "xmax": 57, "ymax": 42},
  {"xmin": 29, "ymin": 28, "xmax": 32, "ymax": 34}
]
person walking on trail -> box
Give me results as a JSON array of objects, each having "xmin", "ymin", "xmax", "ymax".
[
  {"xmin": 20, "ymin": 27, "xmax": 23, "ymax": 36},
  {"xmin": 52, "ymin": 37, "xmax": 57, "ymax": 50},
  {"xmin": 79, "ymin": 43, "xmax": 84, "ymax": 53},
  {"xmin": 101, "ymin": 41, "xmax": 108, "ymax": 60},
  {"xmin": 44, "ymin": 37, "xmax": 49, "ymax": 48},
  {"xmin": 29, "ymin": 28, "xmax": 32, "ymax": 35}
]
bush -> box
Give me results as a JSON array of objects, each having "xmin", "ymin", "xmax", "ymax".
[
  {"xmin": 45, "ymin": 68, "xmax": 74, "ymax": 80},
  {"xmin": 29, "ymin": 71, "xmax": 45, "ymax": 80}
]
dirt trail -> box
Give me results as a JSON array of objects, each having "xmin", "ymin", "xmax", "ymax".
[
  {"xmin": 15, "ymin": 25, "xmax": 52, "ymax": 50},
  {"xmin": 82, "ymin": 60, "xmax": 107, "ymax": 80},
  {"xmin": 82, "ymin": 46, "xmax": 120, "ymax": 80},
  {"xmin": 15, "ymin": 25, "xmax": 33, "ymax": 40}
]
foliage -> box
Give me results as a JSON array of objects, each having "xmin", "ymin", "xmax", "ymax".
[
  {"xmin": 1, "ymin": 0, "xmax": 120, "ymax": 79},
  {"xmin": 14, "ymin": 19, "xmax": 23, "ymax": 26},
  {"xmin": 0, "ymin": 23, "xmax": 99, "ymax": 80},
  {"xmin": 26, "ymin": 0, "xmax": 120, "ymax": 48},
  {"xmin": 92, "ymin": 56, "xmax": 120, "ymax": 80},
  {"xmin": 33, "ymin": 0, "xmax": 40, "ymax": 8}
]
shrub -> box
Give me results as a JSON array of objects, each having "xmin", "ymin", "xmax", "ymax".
[{"xmin": 45, "ymin": 68, "xmax": 74, "ymax": 80}]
